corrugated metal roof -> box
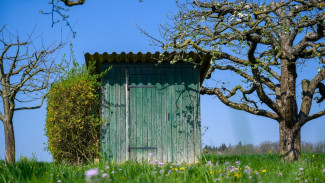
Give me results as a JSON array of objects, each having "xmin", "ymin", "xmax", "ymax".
[{"xmin": 84, "ymin": 51, "xmax": 211, "ymax": 84}]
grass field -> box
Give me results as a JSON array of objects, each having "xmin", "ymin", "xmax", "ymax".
[{"xmin": 1, "ymin": 154, "xmax": 325, "ymax": 182}]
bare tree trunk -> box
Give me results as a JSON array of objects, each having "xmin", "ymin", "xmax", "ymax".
[
  {"xmin": 4, "ymin": 120, "xmax": 15, "ymax": 163},
  {"xmin": 279, "ymin": 121, "xmax": 301, "ymax": 162}
]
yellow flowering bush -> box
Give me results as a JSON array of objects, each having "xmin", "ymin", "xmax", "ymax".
[{"xmin": 46, "ymin": 61, "xmax": 106, "ymax": 164}]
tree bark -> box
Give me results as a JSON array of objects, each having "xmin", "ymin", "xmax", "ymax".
[
  {"xmin": 279, "ymin": 121, "xmax": 301, "ymax": 162},
  {"xmin": 4, "ymin": 120, "xmax": 15, "ymax": 163}
]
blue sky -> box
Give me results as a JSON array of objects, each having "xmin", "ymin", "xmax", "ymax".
[{"xmin": 0, "ymin": 0, "xmax": 324, "ymax": 162}]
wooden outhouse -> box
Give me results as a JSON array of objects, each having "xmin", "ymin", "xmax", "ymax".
[{"xmin": 85, "ymin": 52, "xmax": 211, "ymax": 163}]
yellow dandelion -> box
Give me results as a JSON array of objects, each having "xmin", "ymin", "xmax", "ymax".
[
  {"xmin": 218, "ymin": 170, "xmax": 222, "ymax": 173},
  {"xmin": 210, "ymin": 170, "xmax": 215, "ymax": 174},
  {"xmin": 254, "ymin": 170, "xmax": 258, "ymax": 174},
  {"xmin": 172, "ymin": 167, "xmax": 178, "ymax": 171},
  {"xmin": 180, "ymin": 167, "xmax": 185, "ymax": 171},
  {"xmin": 312, "ymin": 155, "xmax": 315, "ymax": 158},
  {"xmin": 262, "ymin": 169, "xmax": 267, "ymax": 173},
  {"xmin": 247, "ymin": 166, "xmax": 251, "ymax": 170},
  {"xmin": 235, "ymin": 173, "xmax": 241, "ymax": 178}
]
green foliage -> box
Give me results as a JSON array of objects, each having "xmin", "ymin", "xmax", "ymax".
[{"xmin": 45, "ymin": 52, "xmax": 105, "ymax": 164}]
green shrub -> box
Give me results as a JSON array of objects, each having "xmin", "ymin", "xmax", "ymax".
[{"xmin": 46, "ymin": 59, "xmax": 105, "ymax": 164}]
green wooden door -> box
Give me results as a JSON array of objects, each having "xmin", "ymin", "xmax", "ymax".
[{"xmin": 129, "ymin": 73, "xmax": 172, "ymax": 162}]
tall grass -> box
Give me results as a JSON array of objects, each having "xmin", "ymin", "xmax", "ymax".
[{"xmin": 0, "ymin": 153, "xmax": 324, "ymax": 182}]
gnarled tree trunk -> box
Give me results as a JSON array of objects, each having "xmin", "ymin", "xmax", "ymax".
[{"xmin": 279, "ymin": 121, "xmax": 301, "ymax": 162}]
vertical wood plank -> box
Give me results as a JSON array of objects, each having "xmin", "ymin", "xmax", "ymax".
[
  {"xmin": 136, "ymin": 73, "xmax": 143, "ymax": 161},
  {"xmin": 129, "ymin": 69, "xmax": 137, "ymax": 160},
  {"xmin": 101, "ymin": 64, "xmax": 109, "ymax": 161},
  {"xmin": 186, "ymin": 67, "xmax": 195, "ymax": 163},
  {"xmin": 156, "ymin": 72, "xmax": 163, "ymax": 161},
  {"xmin": 142, "ymin": 68, "xmax": 149, "ymax": 160},
  {"xmin": 109, "ymin": 68, "xmax": 116, "ymax": 162},
  {"xmin": 182, "ymin": 67, "xmax": 188, "ymax": 163},
  {"xmin": 151, "ymin": 74, "xmax": 157, "ymax": 160},
  {"xmin": 125, "ymin": 68, "xmax": 129, "ymax": 161},
  {"xmin": 168, "ymin": 68, "xmax": 174, "ymax": 163},
  {"xmin": 193, "ymin": 67, "xmax": 201, "ymax": 163},
  {"xmin": 119, "ymin": 68, "xmax": 126, "ymax": 162},
  {"xmin": 116, "ymin": 67, "xmax": 121, "ymax": 163}
]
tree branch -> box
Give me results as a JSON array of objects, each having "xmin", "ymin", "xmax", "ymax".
[
  {"xmin": 14, "ymin": 95, "xmax": 46, "ymax": 111},
  {"xmin": 200, "ymin": 86, "xmax": 278, "ymax": 120},
  {"xmin": 303, "ymin": 109, "xmax": 325, "ymax": 125},
  {"xmin": 61, "ymin": 0, "xmax": 85, "ymax": 7}
]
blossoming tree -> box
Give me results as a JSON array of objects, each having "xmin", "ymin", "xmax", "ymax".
[{"xmin": 162, "ymin": 0, "xmax": 325, "ymax": 161}]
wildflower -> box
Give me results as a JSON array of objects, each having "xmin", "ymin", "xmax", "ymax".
[
  {"xmin": 235, "ymin": 173, "xmax": 241, "ymax": 178},
  {"xmin": 244, "ymin": 168, "xmax": 252, "ymax": 175},
  {"xmin": 102, "ymin": 173, "xmax": 109, "ymax": 178},
  {"xmin": 159, "ymin": 169, "xmax": 164, "ymax": 174},
  {"xmin": 279, "ymin": 172, "xmax": 283, "ymax": 177},
  {"xmin": 312, "ymin": 155, "xmax": 315, "ymax": 158},
  {"xmin": 224, "ymin": 162, "xmax": 230, "ymax": 166},
  {"xmin": 180, "ymin": 167, "xmax": 185, "ymax": 171},
  {"xmin": 210, "ymin": 170, "xmax": 215, "ymax": 174},
  {"xmin": 214, "ymin": 178, "xmax": 221, "ymax": 182},
  {"xmin": 85, "ymin": 168, "xmax": 98, "ymax": 178},
  {"xmin": 168, "ymin": 169, "xmax": 172, "ymax": 174},
  {"xmin": 245, "ymin": 166, "xmax": 251, "ymax": 170},
  {"xmin": 215, "ymin": 162, "xmax": 219, "ymax": 166},
  {"xmin": 299, "ymin": 168, "xmax": 304, "ymax": 171},
  {"xmin": 323, "ymin": 169, "xmax": 325, "ymax": 173},
  {"xmin": 218, "ymin": 170, "xmax": 222, "ymax": 173},
  {"xmin": 149, "ymin": 153, "xmax": 153, "ymax": 157},
  {"xmin": 57, "ymin": 180, "xmax": 61, "ymax": 183},
  {"xmin": 262, "ymin": 169, "xmax": 267, "ymax": 173},
  {"xmin": 158, "ymin": 161, "xmax": 165, "ymax": 166},
  {"xmin": 305, "ymin": 179, "xmax": 308, "ymax": 182},
  {"xmin": 249, "ymin": 175, "xmax": 252, "ymax": 179},
  {"xmin": 206, "ymin": 161, "xmax": 213, "ymax": 167},
  {"xmin": 119, "ymin": 168, "xmax": 122, "ymax": 172},
  {"xmin": 153, "ymin": 171, "xmax": 157, "ymax": 174},
  {"xmin": 105, "ymin": 166, "xmax": 109, "ymax": 170},
  {"xmin": 230, "ymin": 166, "xmax": 236, "ymax": 172},
  {"xmin": 235, "ymin": 161, "xmax": 241, "ymax": 166},
  {"xmin": 111, "ymin": 171, "xmax": 115, "ymax": 174},
  {"xmin": 172, "ymin": 167, "xmax": 178, "ymax": 171}
]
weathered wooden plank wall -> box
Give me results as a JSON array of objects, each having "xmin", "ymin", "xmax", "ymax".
[{"xmin": 100, "ymin": 63, "xmax": 201, "ymax": 163}]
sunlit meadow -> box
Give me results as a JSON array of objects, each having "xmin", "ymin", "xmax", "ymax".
[{"xmin": 1, "ymin": 153, "xmax": 325, "ymax": 182}]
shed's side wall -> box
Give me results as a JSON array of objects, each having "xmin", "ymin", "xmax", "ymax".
[{"xmin": 101, "ymin": 63, "xmax": 201, "ymax": 163}]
